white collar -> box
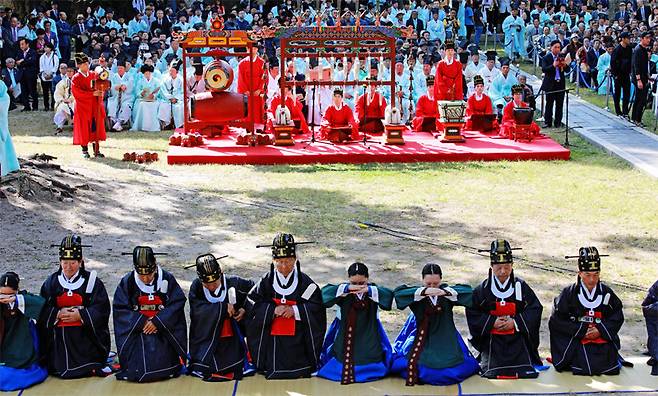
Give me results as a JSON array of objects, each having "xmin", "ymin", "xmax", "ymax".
[
  {"xmin": 81, "ymin": 71, "xmax": 89, "ymax": 77},
  {"xmin": 134, "ymin": 265, "xmax": 163, "ymax": 294},
  {"xmin": 58, "ymin": 270, "xmax": 84, "ymax": 291},
  {"xmin": 203, "ymin": 274, "xmax": 227, "ymax": 303},
  {"xmin": 444, "ymin": 57, "xmax": 454, "ymax": 65},
  {"xmin": 429, "ymin": 295, "xmax": 439, "ymax": 305},
  {"xmin": 273, "ymin": 267, "xmax": 298, "ymax": 297},
  {"xmin": 578, "ymin": 280, "xmax": 602, "ymax": 309},
  {"xmin": 333, "ymin": 103, "xmax": 343, "ymax": 111},
  {"xmin": 475, "ymin": 92, "xmax": 484, "ymax": 100},
  {"xmin": 490, "ymin": 273, "xmax": 514, "ymax": 299}
]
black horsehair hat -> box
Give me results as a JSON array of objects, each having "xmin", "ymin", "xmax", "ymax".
[
  {"xmin": 512, "ymin": 84, "xmax": 524, "ymax": 95},
  {"xmin": 257, "ymin": 233, "xmax": 315, "ymax": 259},
  {"xmin": 51, "ymin": 234, "xmax": 91, "ymax": 261},
  {"xmin": 122, "ymin": 246, "xmax": 167, "ymax": 275},
  {"xmin": 183, "ymin": 253, "xmax": 229, "ymax": 283},
  {"xmin": 566, "ymin": 246, "xmax": 608, "ymax": 272},
  {"xmin": 478, "ymin": 239, "xmax": 522, "ymax": 265}
]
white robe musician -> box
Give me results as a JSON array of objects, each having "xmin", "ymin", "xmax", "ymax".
[{"xmin": 53, "ymin": 66, "xmax": 75, "ymax": 132}]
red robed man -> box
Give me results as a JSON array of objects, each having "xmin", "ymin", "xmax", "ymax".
[
  {"xmin": 499, "ymin": 84, "xmax": 540, "ymax": 138},
  {"xmin": 464, "ymin": 74, "xmax": 499, "ymax": 133},
  {"xmin": 355, "ymin": 77, "xmax": 387, "ymax": 134},
  {"xmin": 71, "ymin": 52, "xmax": 106, "ymax": 158},
  {"xmin": 434, "ymin": 39, "xmax": 464, "ymax": 101},
  {"xmin": 267, "ymin": 83, "xmax": 310, "ymax": 134},
  {"xmin": 237, "ymin": 45, "xmax": 267, "ymax": 127},
  {"xmin": 412, "ymin": 75, "xmax": 439, "ymax": 132},
  {"xmin": 320, "ymin": 88, "xmax": 358, "ymax": 142}
]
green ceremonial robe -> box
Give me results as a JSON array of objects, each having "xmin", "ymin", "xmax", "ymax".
[
  {"xmin": 394, "ymin": 284, "xmax": 473, "ymax": 369},
  {"xmin": 1, "ymin": 291, "xmax": 45, "ymax": 368},
  {"xmin": 322, "ymin": 283, "xmax": 393, "ymax": 365}
]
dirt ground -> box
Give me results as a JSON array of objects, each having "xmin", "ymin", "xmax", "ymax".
[{"xmin": 2, "ymin": 110, "xmax": 658, "ymax": 362}]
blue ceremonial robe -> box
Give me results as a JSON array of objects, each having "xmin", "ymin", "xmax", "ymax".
[
  {"xmin": 502, "ymin": 15, "xmax": 527, "ymax": 59},
  {"xmin": 597, "ymin": 52, "xmax": 611, "ymax": 95},
  {"xmin": 0, "ymin": 81, "xmax": 19, "ymax": 176},
  {"xmin": 489, "ymin": 73, "xmax": 519, "ymax": 108}
]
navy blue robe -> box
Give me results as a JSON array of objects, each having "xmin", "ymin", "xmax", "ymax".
[
  {"xmin": 245, "ymin": 263, "xmax": 326, "ymax": 379},
  {"xmin": 39, "ymin": 268, "xmax": 111, "ymax": 378},
  {"xmin": 113, "ymin": 267, "xmax": 187, "ymax": 382},
  {"xmin": 188, "ymin": 275, "xmax": 254, "ymax": 381}
]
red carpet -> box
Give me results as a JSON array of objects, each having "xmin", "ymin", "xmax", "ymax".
[{"xmin": 167, "ymin": 128, "xmax": 570, "ymax": 165}]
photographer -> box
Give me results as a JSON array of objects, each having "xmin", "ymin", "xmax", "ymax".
[
  {"xmin": 610, "ymin": 31, "xmax": 633, "ymax": 119},
  {"xmin": 541, "ymin": 40, "xmax": 571, "ymax": 128}
]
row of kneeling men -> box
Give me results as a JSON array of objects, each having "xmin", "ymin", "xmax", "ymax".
[{"xmin": 2, "ymin": 233, "xmax": 654, "ymax": 391}]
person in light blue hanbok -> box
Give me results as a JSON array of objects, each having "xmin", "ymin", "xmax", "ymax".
[
  {"xmin": 597, "ymin": 44, "xmax": 613, "ymax": 95},
  {"xmin": 0, "ymin": 80, "xmax": 19, "ymax": 176},
  {"xmin": 427, "ymin": 11, "xmax": 446, "ymax": 43},
  {"xmin": 489, "ymin": 57, "xmax": 518, "ymax": 109},
  {"xmin": 131, "ymin": 64, "xmax": 161, "ymax": 132},
  {"xmin": 457, "ymin": 0, "xmax": 467, "ymax": 38},
  {"xmin": 107, "ymin": 59, "xmax": 135, "ymax": 131},
  {"xmin": 157, "ymin": 60, "xmax": 185, "ymax": 130},
  {"xmin": 502, "ymin": 8, "xmax": 527, "ymax": 61}
]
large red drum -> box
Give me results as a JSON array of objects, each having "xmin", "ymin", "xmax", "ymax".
[
  {"xmin": 190, "ymin": 91, "xmax": 248, "ymax": 122},
  {"xmin": 204, "ymin": 60, "xmax": 234, "ymax": 92}
]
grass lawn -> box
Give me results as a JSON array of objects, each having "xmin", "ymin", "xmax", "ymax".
[{"xmin": 2, "ymin": 105, "xmax": 658, "ymax": 356}]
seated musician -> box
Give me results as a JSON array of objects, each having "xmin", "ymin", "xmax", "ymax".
[
  {"xmin": 412, "ymin": 75, "xmax": 439, "ymax": 132},
  {"xmin": 355, "ymin": 77, "xmax": 387, "ymax": 134},
  {"xmin": 320, "ymin": 88, "xmax": 358, "ymax": 143},
  {"xmin": 464, "ymin": 75, "xmax": 499, "ymax": 133},
  {"xmin": 499, "ymin": 84, "xmax": 540, "ymax": 139},
  {"xmin": 267, "ymin": 80, "xmax": 310, "ymax": 135}
]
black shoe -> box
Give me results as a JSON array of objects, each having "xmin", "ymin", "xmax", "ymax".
[
  {"xmin": 94, "ymin": 151, "xmax": 105, "ymax": 158},
  {"xmin": 55, "ymin": 127, "xmax": 63, "ymax": 135},
  {"xmin": 542, "ymin": 123, "xmax": 552, "ymax": 128},
  {"xmin": 82, "ymin": 150, "xmax": 91, "ymax": 159}
]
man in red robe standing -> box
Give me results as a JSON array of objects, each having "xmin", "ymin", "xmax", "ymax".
[
  {"xmin": 412, "ymin": 75, "xmax": 439, "ymax": 132},
  {"xmin": 72, "ymin": 53, "xmax": 106, "ymax": 158},
  {"xmin": 267, "ymin": 82, "xmax": 310, "ymax": 134},
  {"xmin": 355, "ymin": 77, "xmax": 387, "ymax": 134},
  {"xmin": 237, "ymin": 45, "xmax": 266, "ymax": 130},
  {"xmin": 499, "ymin": 84, "xmax": 540, "ymax": 138},
  {"xmin": 320, "ymin": 88, "xmax": 358, "ymax": 143},
  {"xmin": 434, "ymin": 39, "xmax": 464, "ymax": 101},
  {"xmin": 464, "ymin": 75, "xmax": 499, "ymax": 133}
]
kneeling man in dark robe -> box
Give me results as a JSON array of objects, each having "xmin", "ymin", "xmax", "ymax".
[
  {"xmin": 188, "ymin": 253, "xmax": 254, "ymax": 381},
  {"xmin": 466, "ymin": 239, "xmax": 544, "ymax": 379},
  {"xmin": 39, "ymin": 235, "xmax": 112, "ymax": 378},
  {"xmin": 549, "ymin": 247, "xmax": 628, "ymax": 376},
  {"xmin": 113, "ymin": 246, "xmax": 187, "ymax": 382},
  {"xmin": 246, "ymin": 233, "xmax": 326, "ymax": 379}
]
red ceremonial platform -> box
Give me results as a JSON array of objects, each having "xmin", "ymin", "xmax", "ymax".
[
  {"xmin": 168, "ymin": 17, "xmax": 569, "ymax": 166},
  {"xmin": 167, "ymin": 129, "xmax": 569, "ymax": 165}
]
